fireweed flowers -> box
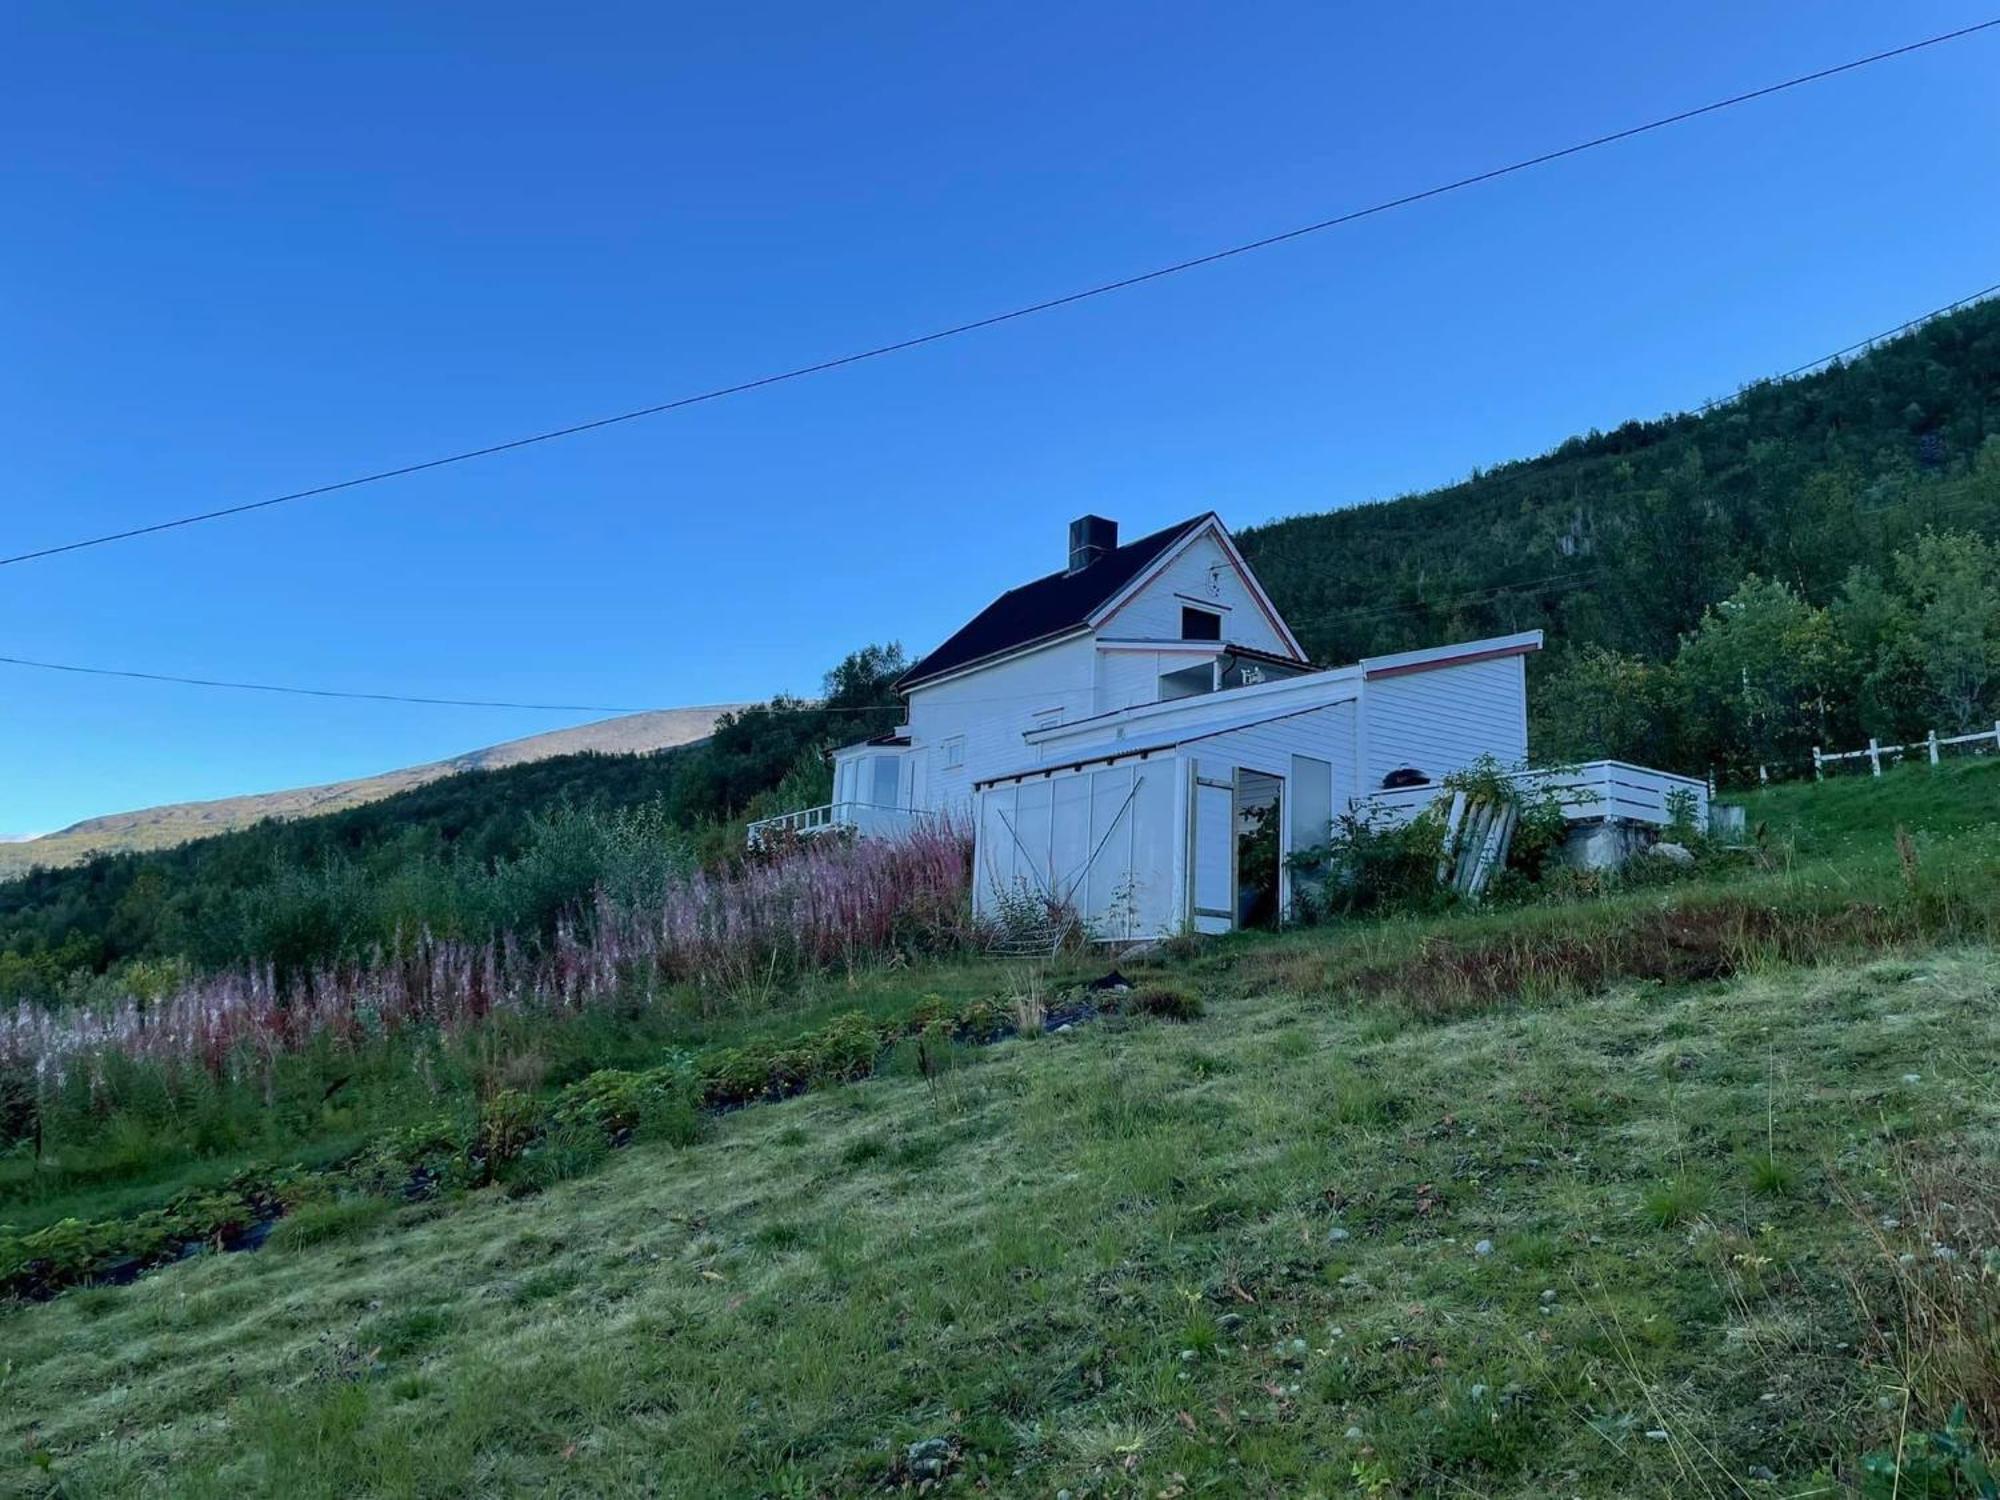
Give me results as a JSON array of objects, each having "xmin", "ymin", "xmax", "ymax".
[{"xmin": 2, "ymin": 826, "xmax": 974, "ymax": 1089}]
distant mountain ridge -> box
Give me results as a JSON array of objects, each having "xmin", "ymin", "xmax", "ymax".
[{"xmin": 0, "ymin": 706, "xmax": 741, "ymax": 874}]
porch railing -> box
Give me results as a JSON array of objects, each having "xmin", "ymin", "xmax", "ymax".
[{"xmin": 744, "ymin": 801, "xmax": 939, "ymax": 848}]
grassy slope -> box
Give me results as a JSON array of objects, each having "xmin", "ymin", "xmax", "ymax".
[
  {"xmin": 7, "ymin": 757, "xmax": 2000, "ymax": 1496},
  {"xmin": 6, "ymin": 948, "xmax": 1994, "ymax": 1496}
]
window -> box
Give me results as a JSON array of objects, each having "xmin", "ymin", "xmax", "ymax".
[
  {"xmin": 870, "ymin": 755, "xmax": 902, "ymax": 807},
  {"xmin": 1158, "ymin": 662, "xmax": 1215, "ymax": 701},
  {"xmin": 1180, "ymin": 606, "xmax": 1222, "ymax": 641},
  {"xmin": 940, "ymin": 735, "xmax": 965, "ymax": 769}
]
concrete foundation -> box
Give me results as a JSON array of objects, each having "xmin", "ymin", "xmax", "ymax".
[{"xmin": 1562, "ymin": 818, "xmax": 1656, "ymax": 871}]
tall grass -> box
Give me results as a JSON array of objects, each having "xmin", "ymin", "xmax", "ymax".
[{"xmin": 0, "ymin": 827, "xmax": 974, "ymax": 1089}]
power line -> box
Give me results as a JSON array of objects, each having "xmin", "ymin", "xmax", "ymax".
[
  {"xmin": 7, "ymin": 276, "xmax": 1997, "ymax": 713},
  {"xmin": 1701, "ymin": 278, "xmax": 2000, "ymax": 403},
  {"xmin": 5, "ymin": 17, "xmax": 1995, "ymax": 572},
  {"xmin": 0, "ymin": 654, "xmax": 645, "ymax": 713}
]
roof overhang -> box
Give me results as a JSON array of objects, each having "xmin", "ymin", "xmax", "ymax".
[
  {"xmin": 895, "ymin": 624, "xmax": 1093, "ymax": 695},
  {"xmin": 977, "ymin": 695, "xmax": 1358, "ymax": 790},
  {"xmin": 1359, "ymin": 630, "xmax": 1543, "ymax": 681},
  {"xmin": 1022, "ymin": 662, "xmax": 1360, "ymax": 749}
]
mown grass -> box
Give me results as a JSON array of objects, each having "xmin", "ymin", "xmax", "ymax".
[
  {"xmin": 5, "ymin": 944, "xmax": 2000, "ymax": 1496},
  {"xmin": 5, "ymin": 755, "xmax": 2000, "ymax": 1494}
]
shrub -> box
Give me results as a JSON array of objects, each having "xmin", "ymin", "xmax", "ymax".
[
  {"xmin": 807, "ymin": 1012, "xmax": 888, "ymax": 1083},
  {"xmin": 1126, "ymin": 986, "xmax": 1203, "ymax": 1022},
  {"xmin": 1290, "ymin": 808, "xmax": 1449, "ymax": 921},
  {"xmin": 0, "ymin": 1177, "xmax": 282, "ymax": 1298},
  {"xmin": 476, "ymin": 1089, "xmax": 544, "ymax": 1179},
  {"xmin": 1641, "ymin": 1174, "xmax": 1712, "ymax": 1228},
  {"xmin": 697, "ymin": 1047, "xmax": 780, "ymax": 1108},
  {"xmin": 548, "ymin": 1065, "xmax": 689, "ymax": 1138},
  {"xmin": 952, "ymin": 997, "xmax": 1009, "ymax": 1043},
  {"xmin": 268, "ymin": 1195, "xmax": 396, "ymax": 1252},
  {"xmin": 510, "ymin": 1122, "xmax": 611, "ymax": 1191}
]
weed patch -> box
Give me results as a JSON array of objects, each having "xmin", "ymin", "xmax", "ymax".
[{"xmin": 1344, "ymin": 898, "xmax": 1910, "ymax": 1017}]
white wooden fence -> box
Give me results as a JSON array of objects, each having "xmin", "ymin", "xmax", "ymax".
[{"xmin": 1812, "ymin": 723, "xmax": 2000, "ymax": 779}]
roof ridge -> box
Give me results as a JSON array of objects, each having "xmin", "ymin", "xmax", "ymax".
[{"xmin": 897, "ymin": 513, "xmax": 1215, "ymax": 690}]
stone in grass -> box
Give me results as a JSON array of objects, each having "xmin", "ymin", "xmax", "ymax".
[
  {"xmin": 905, "ymin": 1438, "xmax": 953, "ymax": 1481},
  {"xmin": 1473, "ymin": 1239, "xmax": 1494, "ymax": 1257},
  {"xmin": 1327, "ymin": 1226, "xmax": 1351, "ymax": 1243},
  {"xmin": 1649, "ymin": 842, "xmax": 1695, "ymax": 866}
]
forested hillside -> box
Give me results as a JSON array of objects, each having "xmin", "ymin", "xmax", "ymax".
[
  {"xmin": 1240, "ymin": 295, "xmax": 2000, "ymax": 776},
  {"xmin": 0, "ymin": 704, "xmax": 734, "ymax": 876},
  {"xmin": 0, "ymin": 648, "xmax": 903, "ymax": 999}
]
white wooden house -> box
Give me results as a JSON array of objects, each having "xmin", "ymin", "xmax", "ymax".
[{"xmin": 750, "ymin": 513, "xmax": 1704, "ymax": 937}]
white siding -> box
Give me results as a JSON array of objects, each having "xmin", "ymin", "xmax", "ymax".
[
  {"xmin": 1096, "ymin": 531, "xmax": 1295, "ymax": 655},
  {"xmin": 1358, "ymin": 656, "xmax": 1528, "ymax": 792},
  {"xmin": 1188, "ymin": 703, "xmax": 1354, "ymax": 788},
  {"xmin": 903, "ymin": 526, "xmax": 1307, "ymax": 819},
  {"xmin": 905, "ymin": 635, "xmax": 1096, "ymax": 818},
  {"xmin": 1093, "ymin": 647, "xmax": 1214, "ymax": 714}
]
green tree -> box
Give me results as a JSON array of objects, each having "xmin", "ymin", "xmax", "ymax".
[
  {"xmin": 1675, "ymin": 576, "xmax": 1848, "ymax": 776},
  {"xmin": 1833, "ymin": 564, "xmax": 1929, "ymax": 741},
  {"xmin": 1607, "ymin": 449, "xmax": 1735, "ymax": 657},
  {"xmin": 1892, "ymin": 530, "xmax": 2000, "ymax": 730},
  {"xmin": 1530, "ymin": 647, "xmax": 1680, "ymax": 767}
]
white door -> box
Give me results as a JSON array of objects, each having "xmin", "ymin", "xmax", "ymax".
[{"xmin": 1190, "ymin": 774, "xmax": 1235, "ymax": 934}]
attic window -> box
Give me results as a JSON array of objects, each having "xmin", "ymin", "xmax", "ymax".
[{"xmin": 1180, "ymin": 606, "xmax": 1222, "ymax": 641}]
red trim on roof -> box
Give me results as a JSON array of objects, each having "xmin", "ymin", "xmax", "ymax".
[{"xmin": 1363, "ymin": 642, "xmax": 1537, "ymax": 681}]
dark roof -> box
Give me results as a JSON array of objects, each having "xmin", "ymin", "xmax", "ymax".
[{"xmin": 898, "ymin": 515, "xmax": 1211, "ymax": 690}]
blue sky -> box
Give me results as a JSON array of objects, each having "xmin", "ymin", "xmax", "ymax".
[{"xmin": 3, "ymin": 2, "xmax": 1998, "ymax": 833}]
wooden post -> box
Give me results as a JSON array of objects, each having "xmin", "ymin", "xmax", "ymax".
[
  {"xmin": 1868, "ymin": 737, "xmax": 1882, "ymax": 776},
  {"xmin": 1928, "ymin": 730, "xmax": 1940, "ymax": 767},
  {"xmin": 1812, "ymin": 746, "xmax": 1823, "ymax": 781}
]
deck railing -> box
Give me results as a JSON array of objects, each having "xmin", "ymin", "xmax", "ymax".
[
  {"xmin": 1364, "ymin": 759, "xmax": 1709, "ymax": 830},
  {"xmin": 744, "ymin": 801, "xmax": 940, "ymax": 848}
]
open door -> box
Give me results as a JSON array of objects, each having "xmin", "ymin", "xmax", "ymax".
[
  {"xmin": 1189, "ymin": 772, "xmax": 1235, "ymax": 934},
  {"xmin": 1234, "ymin": 769, "xmax": 1283, "ymax": 930}
]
